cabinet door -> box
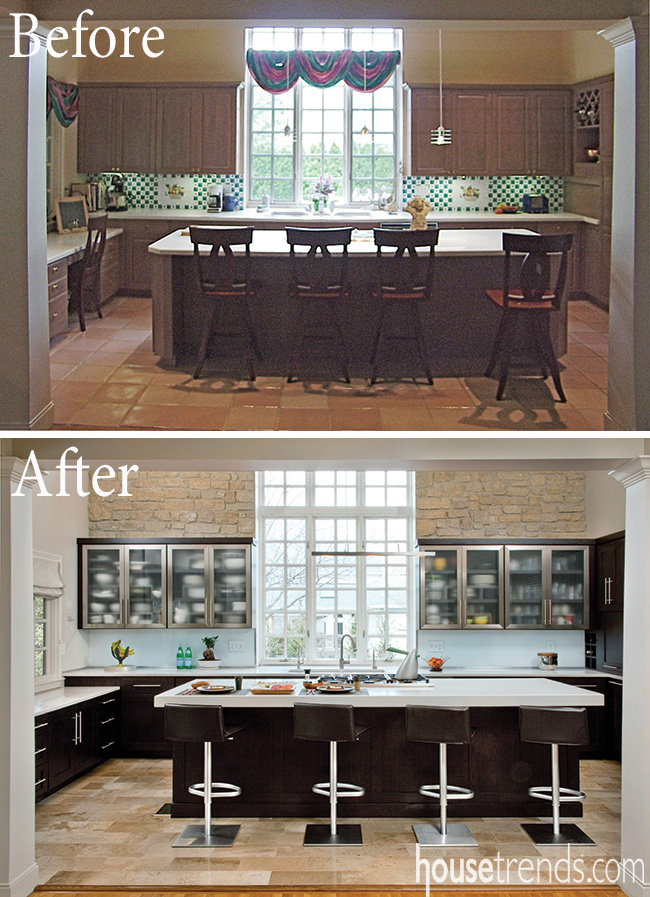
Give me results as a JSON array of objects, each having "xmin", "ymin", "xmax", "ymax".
[
  {"xmin": 452, "ymin": 90, "xmax": 492, "ymax": 175},
  {"xmin": 506, "ymin": 547, "xmax": 545, "ymax": 627},
  {"xmin": 420, "ymin": 549, "xmax": 460, "ymax": 628},
  {"xmin": 123, "ymin": 221, "xmax": 173, "ymax": 293},
  {"xmin": 528, "ymin": 90, "xmax": 571, "ymax": 175},
  {"xmin": 606, "ymin": 677, "xmax": 623, "ymax": 760},
  {"xmin": 78, "ymin": 85, "xmax": 118, "ymax": 173},
  {"xmin": 463, "ymin": 547, "xmax": 503, "ymax": 628},
  {"xmin": 602, "ymin": 612, "xmax": 623, "ymax": 673},
  {"xmin": 117, "ymin": 87, "xmax": 156, "ymax": 173},
  {"xmin": 156, "ymin": 87, "xmax": 196, "ymax": 173},
  {"xmin": 82, "ymin": 546, "xmax": 124, "ymax": 628},
  {"xmin": 549, "ymin": 546, "xmax": 588, "ymax": 628},
  {"xmin": 410, "ymin": 88, "xmax": 453, "ymax": 175},
  {"xmin": 492, "ymin": 91, "xmax": 529, "ymax": 174},
  {"xmin": 126, "ymin": 545, "xmax": 166, "ymax": 627},
  {"xmin": 168, "ymin": 545, "xmax": 210, "ymax": 627},
  {"xmin": 48, "ymin": 710, "xmax": 76, "ymax": 790},
  {"xmin": 119, "ymin": 678, "xmax": 175, "ymax": 757},
  {"xmin": 596, "ymin": 537, "xmax": 624, "ymax": 613},
  {"xmin": 74, "ymin": 705, "xmax": 100, "ymax": 775},
  {"xmin": 194, "ymin": 86, "xmax": 237, "ymax": 174},
  {"xmin": 212, "ymin": 545, "xmax": 251, "ymax": 627}
]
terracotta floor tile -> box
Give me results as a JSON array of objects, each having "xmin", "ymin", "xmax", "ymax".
[
  {"xmin": 230, "ymin": 388, "xmax": 283, "ymax": 406},
  {"xmin": 421, "ymin": 388, "xmax": 478, "ymax": 408},
  {"xmin": 223, "ymin": 405, "xmax": 281, "ymax": 430},
  {"xmin": 50, "ymin": 361, "xmax": 79, "ymax": 381},
  {"xmin": 564, "ymin": 387, "xmax": 609, "ymax": 412},
  {"xmin": 378, "ymin": 408, "xmax": 436, "ymax": 430},
  {"xmin": 137, "ymin": 384, "xmax": 232, "ymax": 407},
  {"xmin": 280, "ymin": 392, "xmax": 330, "ymax": 409},
  {"xmin": 277, "ymin": 408, "xmax": 331, "ymax": 430},
  {"xmin": 64, "ymin": 363, "xmax": 120, "ymax": 383},
  {"xmin": 68, "ymin": 402, "xmax": 132, "ymax": 428},
  {"xmin": 90, "ymin": 382, "xmax": 146, "ymax": 404},
  {"xmin": 122, "ymin": 404, "xmax": 229, "ymax": 430},
  {"xmin": 329, "ymin": 409, "xmax": 382, "ymax": 430},
  {"xmin": 51, "ymin": 380, "xmax": 102, "ymax": 403}
]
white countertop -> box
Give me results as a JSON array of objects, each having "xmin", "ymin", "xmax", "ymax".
[
  {"xmin": 34, "ymin": 685, "xmax": 120, "ymax": 717},
  {"xmin": 47, "ymin": 228, "xmax": 123, "ymax": 265},
  {"xmin": 148, "ymin": 226, "xmax": 538, "ymax": 258},
  {"xmin": 110, "ymin": 208, "xmax": 598, "ymax": 227},
  {"xmin": 153, "ymin": 676, "xmax": 605, "ymax": 709}
]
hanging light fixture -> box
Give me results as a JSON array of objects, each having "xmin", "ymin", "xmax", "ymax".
[
  {"xmin": 359, "ymin": 50, "xmax": 371, "ymax": 138},
  {"xmin": 282, "ymin": 55, "xmax": 292, "ymax": 137},
  {"xmin": 431, "ymin": 30, "xmax": 451, "ymax": 146}
]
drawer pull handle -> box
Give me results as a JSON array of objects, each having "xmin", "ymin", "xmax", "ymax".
[
  {"xmin": 100, "ymin": 717, "xmax": 115, "ymax": 724},
  {"xmin": 102, "ymin": 698, "xmax": 116, "ymax": 705},
  {"xmin": 35, "ymin": 747, "xmax": 47, "ymax": 755},
  {"xmin": 35, "ymin": 722, "xmax": 49, "ymax": 730},
  {"xmin": 133, "ymin": 684, "xmax": 162, "ymax": 688},
  {"xmin": 101, "ymin": 741, "xmax": 115, "ymax": 750},
  {"xmin": 609, "ymin": 679, "xmax": 623, "ymax": 686},
  {"xmin": 35, "ymin": 778, "xmax": 47, "ymax": 787}
]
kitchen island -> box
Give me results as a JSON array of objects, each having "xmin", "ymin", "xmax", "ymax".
[
  {"xmin": 155, "ymin": 677, "xmax": 602, "ymax": 819},
  {"xmin": 148, "ymin": 227, "xmax": 566, "ymax": 377}
]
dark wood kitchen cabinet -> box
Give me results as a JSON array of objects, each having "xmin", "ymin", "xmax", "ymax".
[
  {"xmin": 595, "ymin": 532, "xmax": 625, "ymax": 614},
  {"xmin": 452, "ymin": 90, "xmax": 492, "ymax": 175},
  {"xmin": 118, "ymin": 220, "xmax": 173, "ymax": 293}
]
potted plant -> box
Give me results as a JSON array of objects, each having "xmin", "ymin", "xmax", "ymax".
[{"xmin": 197, "ymin": 635, "xmax": 221, "ymax": 669}]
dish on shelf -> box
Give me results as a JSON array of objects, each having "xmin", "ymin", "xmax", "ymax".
[
  {"xmin": 231, "ymin": 601, "xmax": 247, "ymax": 611},
  {"xmin": 184, "ymin": 586, "xmax": 204, "ymax": 599},
  {"xmin": 195, "ymin": 684, "xmax": 234, "ymax": 694},
  {"xmin": 93, "ymin": 590, "xmax": 116, "ymax": 598},
  {"xmin": 89, "ymin": 602, "xmax": 106, "ymax": 612},
  {"xmin": 249, "ymin": 681, "xmax": 295, "ymax": 694},
  {"xmin": 183, "ymin": 574, "xmax": 203, "ymax": 584},
  {"xmin": 316, "ymin": 684, "xmax": 354, "ymax": 693}
]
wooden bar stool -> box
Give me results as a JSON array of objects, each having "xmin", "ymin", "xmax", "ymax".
[
  {"xmin": 370, "ymin": 227, "xmax": 439, "ymax": 385},
  {"xmin": 189, "ymin": 226, "xmax": 261, "ymax": 380},
  {"xmin": 285, "ymin": 227, "xmax": 353, "ymax": 383},
  {"xmin": 520, "ymin": 705, "xmax": 594, "ymax": 845},
  {"xmin": 485, "ymin": 232, "xmax": 573, "ymax": 401},
  {"xmin": 68, "ymin": 214, "xmax": 107, "ymax": 332},
  {"xmin": 164, "ymin": 704, "xmax": 244, "ymax": 848},
  {"xmin": 406, "ymin": 704, "xmax": 477, "ymax": 847},
  {"xmin": 294, "ymin": 702, "xmax": 368, "ymax": 846}
]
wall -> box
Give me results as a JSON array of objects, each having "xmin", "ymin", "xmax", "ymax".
[
  {"xmin": 585, "ymin": 469, "xmax": 626, "ymax": 538},
  {"xmin": 416, "ymin": 470, "xmax": 586, "ymax": 539}
]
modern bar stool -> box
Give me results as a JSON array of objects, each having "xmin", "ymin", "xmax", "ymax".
[
  {"xmin": 370, "ymin": 227, "xmax": 439, "ymax": 386},
  {"xmin": 164, "ymin": 703, "xmax": 244, "ymax": 848},
  {"xmin": 67, "ymin": 213, "xmax": 107, "ymax": 331},
  {"xmin": 189, "ymin": 225, "xmax": 261, "ymax": 380},
  {"xmin": 293, "ymin": 702, "xmax": 368, "ymax": 846},
  {"xmin": 285, "ymin": 227, "xmax": 353, "ymax": 383},
  {"xmin": 406, "ymin": 704, "xmax": 477, "ymax": 847},
  {"xmin": 485, "ymin": 232, "xmax": 573, "ymax": 401},
  {"xmin": 519, "ymin": 705, "xmax": 594, "ymax": 845}
]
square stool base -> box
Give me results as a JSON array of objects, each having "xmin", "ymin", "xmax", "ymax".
[
  {"xmin": 172, "ymin": 823, "xmax": 240, "ymax": 848},
  {"xmin": 413, "ymin": 823, "xmax": 477, "ymax": 847},
  {"xmin": 303, "ymin": 824, "xmax": 363, "ymax": 846},
  {"xmin": 521, "ymin": 823, "xmax": 595, "ymax": 846}
]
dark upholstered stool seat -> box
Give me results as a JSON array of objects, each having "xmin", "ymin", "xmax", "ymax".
[
  {"xmin": 294, "ymin": 703, "xmax": 368, "ymax": 846},
  {"xmin": 406, "ymin": 705, "xmax": 477, "ymax": 847},
  {"xmin": 519, "ymin": 705, "xmax": 594, "ymax": 846},
  {"xmin": 164, "ymin": 704, "xmax": 244, "ymax": 848}
]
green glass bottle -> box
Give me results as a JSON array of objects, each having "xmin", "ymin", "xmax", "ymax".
[
  {"xmin": 176, "ymin": 645, "xmax": 184, "ymax": 670},
  {"xmin": 184, "ymin": 645, "xmax": 193, "ymax": 669}
]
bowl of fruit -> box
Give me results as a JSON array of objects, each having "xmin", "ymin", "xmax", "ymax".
[
  {"xmin": 493, "ymin": 203, "xmax": 519, "ymax": 214},
  {"xmin": 426, "ymin": 655, "xmax": 449, "ymax": 672}
]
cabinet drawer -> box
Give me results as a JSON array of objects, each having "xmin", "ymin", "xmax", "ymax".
[
  {"xmin": 47, "ymin": 261, "xmax": 67, "ymax": 284},
  {"xmin": 48, "ymin": 275, "xmax": 68, "ymax": 302},
  {"xmin": 120, "ymin": 677, "xmax": 176, "ymax": 696},
  {"xmin": 49, "ymin": 291, "xmax": 69, "ymax": 339},
  {"xmin": 35, "ymin": 761, "xmax": 49, "ymax": 801},
  {"xmin": 35, "ymin": 718, "xmax": 50, "ymax": 750},
  {"xmin": 96, "ymin": 694, "xmax": 119, "ymax": 722}
]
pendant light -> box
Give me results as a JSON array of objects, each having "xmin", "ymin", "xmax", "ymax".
[
  {"xmin": 431, "ymin": 30, "xmax": 451, "ymax": 146},
  {"xmin": 359, "ymin": 50, "xmax": 371, "ymax": 138},
  {"xmin": 283, "ymin": 55, "xmax": 292, "ymax": 137}
]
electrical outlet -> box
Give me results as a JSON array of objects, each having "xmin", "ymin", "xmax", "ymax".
[
  {"xmin": 546, "ymin": 640, "xmax": 556, "ymax": 652},
  {"xmin": 431, "ymin": 641, "xmax": 444, "ymax": 653},
  {"xmin": 229, "ymin": 640, "xmax": 244, "ymax": 652}
]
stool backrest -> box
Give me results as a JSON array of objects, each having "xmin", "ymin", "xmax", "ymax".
[
  {"xmin": 189, "ymin": 226, "xmax": 253, "ymax": 296},
  {"xmin": 406, "ymin": 704, "xmax": 471, "ymax": 744},
  {"xmin": 294, "ymin": 701, "xmax": 358, "ymax": 742},
  {"xmin": 164, "ymin": 703, "xmax": 228, "ymax": 743},
  {"xmin": 373, "ymin": 227, "xmax": 439, "ymax": 300},
  {"xmin": 286, "ymin": 227, "xmax": 353, "ymax": 297},
  {"xmin": 80, "ymin": 214, "xmax": 107, "ymax": 295},
  {"xmin": 501, "ymin": 232, "xmax": 573, "ymax": 309},
  {"xmin": 519, "ymin": 705, "xmax": 589, "ymax": 746}
]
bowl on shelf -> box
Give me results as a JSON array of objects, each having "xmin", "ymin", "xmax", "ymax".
[{"xmin": 197, "ymin": 659, "xmax": 222, "ymax": 669}]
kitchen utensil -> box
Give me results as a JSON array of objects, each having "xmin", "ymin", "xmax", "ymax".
[{"xmin": 234, "ymin": 676, "xmax": 243, "ymax": 690}]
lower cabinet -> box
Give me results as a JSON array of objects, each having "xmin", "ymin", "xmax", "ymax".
[
  {"xmin": 116, "ymin": 220, "xmax": 173, "ymax": 293},
  {"xmin": 606, "ymin": 677, "xmax": 623, "ymax": 762},
  {"xmin": 555, "ymin": 677, "xmax": 606, "ymax": 757},
  {"xmin": 35, "ymin": 692, "xmax": 121, "ymax": 802}
]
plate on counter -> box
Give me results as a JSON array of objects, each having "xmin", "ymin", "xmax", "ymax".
[
  {"xmin": 249, "ymin": 682, "xmax": 295, "ymax": 694},
  {"xmin": 194, "ymin": 684, "xmax": 235, "ymax": 694},
  {"xmin": 316, "ymin": 684, "xmax": 354, "ymax": 694}
]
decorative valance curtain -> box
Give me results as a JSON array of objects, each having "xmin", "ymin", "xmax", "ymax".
[
  {"xmin": 33, "ymin": 552, "xmax": 66, "ymax": 599},
  {"xmin": 246, "ymin": 49, "xmax": 401, "ymax": 94},
  {"xmin": 47, "ymin": 75, "xmax": 79, "ymax": 127}
]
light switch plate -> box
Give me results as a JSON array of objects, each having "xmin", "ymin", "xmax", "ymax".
[
  {"xmin": 431, "ymin": 641, "xmax": 444, "ymax": 653},
  {"xmin": 229, "ymin": 640, "xmax": 244, "ymax": 652}
]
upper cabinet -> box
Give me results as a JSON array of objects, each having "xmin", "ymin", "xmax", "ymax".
[
  {"xmin": 410, "ymin": 86, "xmax": 572, "ymax": 177},
  {"xmin": 79, "ymin": 538, "xmax": 253, "ymax": 630},
  {"xmin": 595, "ymin": 533, "xmax": 625, "ymax": 615},
  {"xmin": 78, "ymin": 83, "xmax": 238, "ymax": 175}
]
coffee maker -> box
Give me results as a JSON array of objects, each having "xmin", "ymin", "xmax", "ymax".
[
  {"xmin": 106, "ymin": 174, "xmax": 128, "ymax": 211},
  {"xmin": 207, "ymin": 183, "xmax": 223, "ymax": 212}
]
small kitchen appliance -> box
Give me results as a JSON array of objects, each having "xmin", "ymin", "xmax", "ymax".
[
  {"xmin": 207, "ymin": 183, "xmax": 223, "ymax": 212},
  {"xmin": 537, "ymin": 651, "xmax": 558, "ymax": 670},
  {"xmin": 106, "ymin": 174, "xmax": 128, "ymax": 211},
  {"xmin": 522, "ymin": 193, "xmax": 549, "ymax": 213}
]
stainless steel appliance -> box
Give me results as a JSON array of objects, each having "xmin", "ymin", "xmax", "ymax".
[
  {"xmin": 207, "ymin": 183, "xmax": 223, "ymax": 212},
  {"xmin": 106, "ymin": 174, "xmax": 128, "ymax": 211}
]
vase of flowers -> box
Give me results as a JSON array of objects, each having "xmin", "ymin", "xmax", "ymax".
[{"xmin": 312, "ymin": 173, "xmax": 334, "ymax": 212}]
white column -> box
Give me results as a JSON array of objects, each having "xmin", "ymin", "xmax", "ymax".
[
  {"xmin": 610, "ymin": 456, "xmax": 650, "ymax": 897},
  {"xmin": 601, "ymin": 17, "xmax": 650, "ymax": 430},
  {"xmin": 0, "ymin": 459, "xmax": 39, "ymax": 897},
  {"xmin": 0, "ymin": 26, "xmax": 52, "ymax": 428}
]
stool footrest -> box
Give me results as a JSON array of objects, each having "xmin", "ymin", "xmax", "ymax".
[
  {"xmin": 189, "ymin": 781, "xmax": 242, "ymax": 799},
  {"xmin": 313, "ymin": 781, "xmax": 365, "ymax": 799},
  {"xmin": 528, "ymin": 785, "xmax": 586, "ymax": 803},
  {"xmin": 419, "ymin": 783, "xmax": 474, "ymax": 801}
]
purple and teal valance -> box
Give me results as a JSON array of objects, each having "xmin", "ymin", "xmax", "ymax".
[
  {"xmin": 246, "ymin": 48, "xmax": 401, "ymax": 94},
  {"xmin": 46, "ymin": 75, "xmax": 79, "ymax": 127}
]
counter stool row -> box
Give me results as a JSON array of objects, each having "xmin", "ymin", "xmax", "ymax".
[
  {"xmin": 188, "ymin": 225, "xmax": 573, "ymax": 400},
  {"xmin": 164, "ymin": 702, "xmax": 593, "ymax": 850}
]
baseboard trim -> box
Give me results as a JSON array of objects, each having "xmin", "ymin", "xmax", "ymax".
[{"xmin": 0, "ymin": 863, "xmax": 39, "ymax": 897}]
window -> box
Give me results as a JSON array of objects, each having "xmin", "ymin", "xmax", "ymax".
[
  {"xmin": 34, "ymin": 552, "xmax": 64, "ymax": 691},
  {"xmin": 246, "ymin": 27, "xmax": 402, "ymax": 206},
  {"xmin": 257, "ymin": 470, "xmax": 414, "ymax": 663}
]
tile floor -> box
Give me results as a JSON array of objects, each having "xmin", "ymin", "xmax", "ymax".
[
  {"xmin": 35, "ymin": 758, "xmax": 620, "ymax": 888},
  {"xmin": 49, "ymin": 297, "xmax": 609, "ymax": 431}
]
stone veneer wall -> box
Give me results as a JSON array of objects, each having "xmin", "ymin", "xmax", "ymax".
[
  {"xmin": 416, "ymin": 471, "xmax": 585, "ymax": 539},
  {"xmin": 88, "ymin": 471, "xmax": 255, "ymax": 538}
]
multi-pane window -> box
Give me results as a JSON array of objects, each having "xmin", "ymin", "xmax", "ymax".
[
  {"xmin": 258, "ymin": 471, "xmax": 414, "ymax": 662},
  {"xmin": 247, "ymin": 27, "xmax": 401, "ymax": 206},
  {"xmin": 34, "ymin": 595, "xmax": 49, "ymax": 678}
]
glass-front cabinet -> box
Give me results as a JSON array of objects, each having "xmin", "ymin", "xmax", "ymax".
[
  {"xmin": 421, "ymin": 548, "xmax": 461, "ymax": 627},
  {"xmin": 464, "ymin": 547, "xmax": 503, "ymax": 628},
  {"xmin": 79, "ymin": 539, "xmax": 253, "ymax": 630},
  {"xmin": 506, "ymin": 544, "xmax": 589, "ymax": 629},
  {"xmin": 505, "ymin": 547, "xmax": 545, "ymax": 627},
  {"xmin": 420, "ymin": 546, "xmax": 504, "ymax": 629}
]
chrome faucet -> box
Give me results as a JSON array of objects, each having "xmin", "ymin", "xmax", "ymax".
[
  {"xmin": 290, "ymin": 648, "xmax": 303, "ymax": 672},
  {"xmin": 339, "ymin": 634, "xmax": 356, "ymax": 670}
]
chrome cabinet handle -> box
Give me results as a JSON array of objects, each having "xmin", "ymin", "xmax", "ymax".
[
  {"xmin": 35, "ymin": 778, "xmax": 47, "ymax": 787},
  {"xmin": 35, "ymin": 747, "xmax": 47, "ymax": 755},
  {"xmin": 609, "ymin": 678, "xmax": 623, "ymax": 686},
  {"xmin": 102, "ymin": 698, "xmax": 116, "ymax": 705},
  {"xmin": 100, "ymin": 717, "xmax": 115, "ymax": 724},
  {"xmin": 35, "ymin": 722, "xmax": 48, "ymax": 730},
  {"xmin": 101, "ymin": 741, "xmax": 115, "ymax": 750},
  {"xmin": 133, "ymin": 684, "xmax": 162, "ymax": 688}
]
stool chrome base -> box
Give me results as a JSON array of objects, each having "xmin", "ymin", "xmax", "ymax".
[
  {"xmin": 303, "ymin": 823, "xmax": 363, "ymax": 846},
  {"xmin": 172, "ymin": 823, "xmax": 240, "ymax": 849},
  {"xmin": 521, "ymin": 823, "xmax": 594, "ymax": 846},
  {"xmin": 413, "ymin": 822, "xmax": 477, "ymax": 848}
]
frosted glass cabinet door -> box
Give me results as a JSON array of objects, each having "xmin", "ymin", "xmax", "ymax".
[
  {"xmin": 464, "ymin": 547, "xmax": 503, "ymax": 628},
  {"xmin": 420, "ymin": 549, "xmax": 460, "ymax": 628},
  {"xmin": 549, "ymin": 547, "xmax": 588, "ymax": 628},
  {"xmin": 125, "ymin": 546, "xmax": 166, "ymax": 628},
  {"xmin": 506, "ymin": 547, "xmax": 545, "ymax": 628},
  {"xmin": 168, "ymin": 546, "xmax": 209, "ymax": 628},
  {"xmin": 212, "ymin": 546, "xmax": 251, "ymax": 628},
  {"xmin": 83, "ymin": 546, "xmax": 124, "ymax": 628}
]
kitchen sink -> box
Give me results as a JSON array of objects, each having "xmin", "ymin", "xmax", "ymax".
[
  {"xmin": 268, "ymin": 209, "xmax": 309, "ymax": 217},
  {"xmin": 331, "ymin": 209, "xmax": 375, "ymax": 217}
]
